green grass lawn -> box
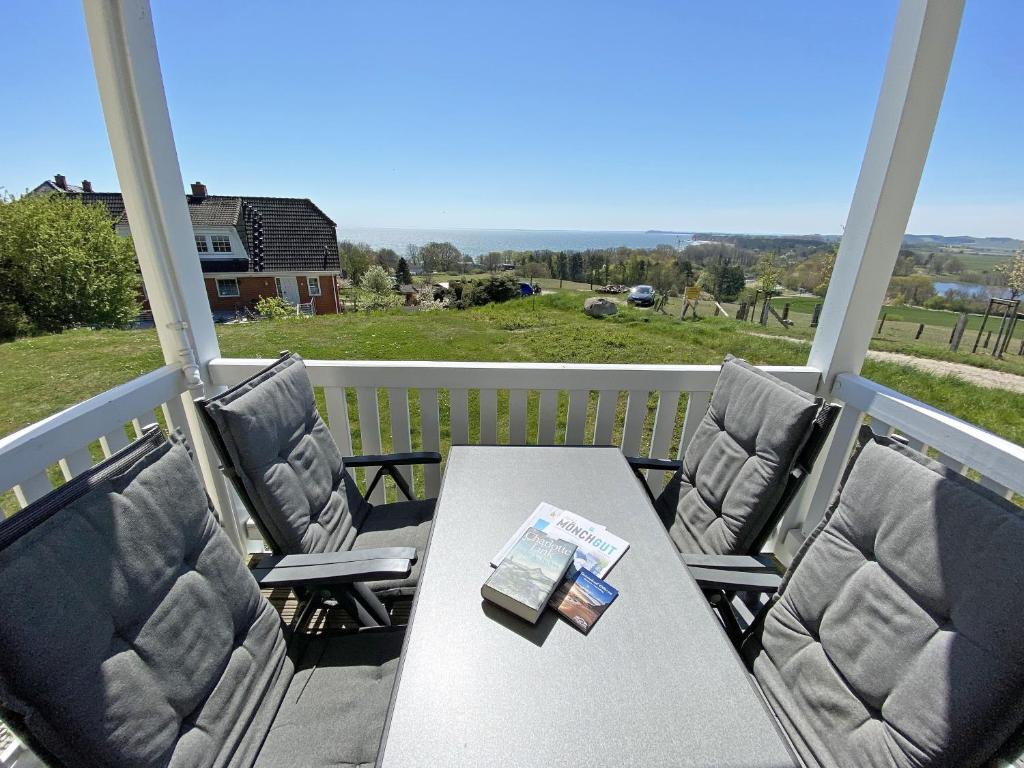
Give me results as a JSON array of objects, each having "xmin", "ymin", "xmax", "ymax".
[{"xmin": 2, "ymin": 292, "xmax": 1022, "ymax": 515}]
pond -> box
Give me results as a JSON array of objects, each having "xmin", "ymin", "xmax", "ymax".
[{"xmin": 933, "ymin": 280, "xmax": 1013, "ymax": 300}]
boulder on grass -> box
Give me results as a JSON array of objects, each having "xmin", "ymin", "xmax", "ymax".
[{"xmin": 584, "ymin": 297, "xmax": 618, "ymax": 318}]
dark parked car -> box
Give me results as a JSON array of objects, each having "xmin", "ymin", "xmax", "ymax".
[{"xmin": 627, "ymin": 284, "xmax": 656, "ymax": 307}]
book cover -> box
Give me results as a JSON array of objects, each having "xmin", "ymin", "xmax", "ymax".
[
  {"xmin": 490, "ymin": 502, "xmax": 568, "ymax": 567},
  {"xmin": 482, "ymin": 527, "xmax": 577, "ymax": 624},
  {"xmin": 545, "ymin": 510, "xmax": 630, "ymax": 579},
  {"xmin": 550, "ymin": 567, "xmax": 619, "ymax": 634}
]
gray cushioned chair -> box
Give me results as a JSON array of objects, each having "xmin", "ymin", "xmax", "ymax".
[
  {"xmin": 695, "ymin": 427, "xmax": 1024, "ymax": 767},
  {"xmin": 0, "ymin": 427, "xmax": 411, "ymax": 768},
  {"xmin": 198, "ymin": 353, "xmax": 438, "ymax": 603},
  {"xmin": 628, "ymin": 355, "xmax": 835, "ymax": 557}
]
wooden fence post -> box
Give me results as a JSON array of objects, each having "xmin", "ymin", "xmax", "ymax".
[
  {"xmin": 810, "ymin": 303, "xmax": 823, "ymax": 328},
  {"xmin": 950, "ymin": 312, "xmax": 967, "ymax": 351}
]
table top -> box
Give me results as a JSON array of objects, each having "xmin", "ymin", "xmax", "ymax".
[{"xmin": 377, "ymin": 446, "xmax": 797, "ymax": 768}]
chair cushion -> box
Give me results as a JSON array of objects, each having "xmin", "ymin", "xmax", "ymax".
[
  {"xmin": 204, "ymin": 355, "xmax": 365, "ymax": 555},
  {"xmin": 662, "ymin": 356, "xmax": 819, "ymax": 555},
  {"xmin": 254, "ymin": 628, "xmax": 405, "ymax": 768},
  {"xmin": 0, "ymin": 435, "xmax": 292, "ymax": 768},
  {"xmin": 352, "ymin": 499, "xmax": 435, "ymax": 597},
  {"xmin": 752, "ymin": 429, "xmax": 1024, "ymax": 768}
]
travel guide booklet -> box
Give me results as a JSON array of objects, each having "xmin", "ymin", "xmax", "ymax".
[
  {"xmin": 550, "ymin": 567, "xmax": 619, "ymax": 634},
  {"xmin": 481, "ymin": 527, "xmax": 577, "ymax": 624},
  {"xmin": 491, "ymin": 502, "xmax": 629, "ymax": 579}
]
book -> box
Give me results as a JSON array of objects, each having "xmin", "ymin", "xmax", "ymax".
[
  {"xmin": 481, "ymin": 527, "xmax": 577, "ymax": 624},
  {"xmin": 490, "ymin": 502, "xmax": 566, "ymax": 567},
  {"xmin": 550, "ymin": 567, "xmax": 619, "ymax": 634},
  {"xmin": 544, "ymin": 510, "xmax": 630, "ymax": 579},
  {"xmin": 492, "ymin": 502, "xmax": 630, "ymax": 579}
]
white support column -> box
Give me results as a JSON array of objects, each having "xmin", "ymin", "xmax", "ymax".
[
  {"xmin": 808, "ymin": 0, "xmax": 964, "ymax": 386},
  {"xmin": 782, "ymin": 0, "xmax": 965, "ymax": 552},
  {"xmin": 82, "ymin": 0, "xmax": 245, "ymax": 553}
]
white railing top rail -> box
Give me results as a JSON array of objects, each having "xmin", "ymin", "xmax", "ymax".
[
  {"xmin": 834, "ymin": 372, "xmax": 1024, "ymax": 496},
  {"xmin": 0, "ymin": 364, "xmax": 188, "ymax": 494},
  {"xmin": 209, "ymin": 358, "xmax": 822, "ymax": 393}
]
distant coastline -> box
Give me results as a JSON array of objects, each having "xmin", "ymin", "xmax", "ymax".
[{"xmin": 337, "ymin": 227, "xmax": 694, "ymax": 257}]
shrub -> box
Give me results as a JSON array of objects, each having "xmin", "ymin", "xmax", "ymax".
[
  {"xmin": 361, "ymin": 264, "xmax": 394, "ymax": 295},
  {"xmin": 0, "ymin": 301, "xmax": 33, "ymax": 342},
  {"xmin": 475, "ymin": 274, "xmax": 519, "ymax": 304},
  {"xmin": 255, "ymin": 295, "xmax": 292, "ymax": 320},
  {"xmin": 0, "ymin": 193, "xmax": 140, "ymax": 332}
]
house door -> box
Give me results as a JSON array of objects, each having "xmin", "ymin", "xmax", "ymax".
[{"xmin": 276, "ymin": 276, "xmax": 300, "ymax": 305}]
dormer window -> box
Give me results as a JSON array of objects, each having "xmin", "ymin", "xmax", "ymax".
[{"xmin": 195, "ymin": 233, "xmax": 233, "ymax": 256}]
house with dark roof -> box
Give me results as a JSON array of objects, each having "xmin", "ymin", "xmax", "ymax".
[{"xmin": 32, "ymin": 175, "xmax": 342, "ymax": 316}]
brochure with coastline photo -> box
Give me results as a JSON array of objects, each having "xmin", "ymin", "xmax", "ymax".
[{"xmin": 550, "ymin": 567, "xmax": 619, "ymax": 634}]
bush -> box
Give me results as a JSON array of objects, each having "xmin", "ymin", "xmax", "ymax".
[
  {"xmin": 360, "ymin": 289, "xmax": 402, "ymax": 311},
  {"xmin": 447, "ymin": 275, "xmax": 519, "ymax": 309},
  {"xmin": 0, "ymin": 193, "xmax": 140, "ymax": 333},
  {"xmin": 475, "ymin": 274, "xmax": 519, "ymax": 304},
  {"xmin": 361, "ymin": 264, "xmax": 393, "ymax": 295},
  {"xmin": 0, "ymin": 301, "xmax": 33, "ymax": 342},
  {"xmin": 255, "ymin": 295, "xmax": 292, "ymax": 320}
]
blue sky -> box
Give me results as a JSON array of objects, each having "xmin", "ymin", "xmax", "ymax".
[{"xmin": 1, "ymin": 2, "xmax": 1021, "ymax": 236}]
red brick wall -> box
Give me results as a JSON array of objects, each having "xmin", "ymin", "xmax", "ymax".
[
  {"xmin": 204, "ymin": 276, "xmax": 278, "ymax": 312},
  {"xmin": 202, "ymin": 275, "xmax": 338, "ymax": 314},
  {"xmin": 297, "ymin": 275, "xmax": 338, "ymax": 314}
]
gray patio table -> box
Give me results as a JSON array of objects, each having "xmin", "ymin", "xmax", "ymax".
[{"xmin": 376, "ymin": 445, "xmax": 798, "ymax": 768}]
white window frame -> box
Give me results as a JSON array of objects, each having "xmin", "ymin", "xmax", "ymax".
[
  {"xmin": 194, "ymin": 234, "xmax": 209, "ymax": 253},
  {"xmin": 210, "ymin": 234, "xmax": 232, "ymax": 253},
  {"xmin": 216, "ymin": 278, "xmax": 240, "ymax": 298},
  {"xmin": 307, "ymin": 276, "xmax": 322, "ymax": 297}
]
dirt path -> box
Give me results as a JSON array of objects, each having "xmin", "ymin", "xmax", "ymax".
[{"xmin": 745, "ymin": 333, "xmax": 1024, "ymax": 394}]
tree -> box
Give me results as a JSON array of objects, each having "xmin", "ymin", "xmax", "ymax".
[
  {"xmin": 404, "ymin": 244, "xmax": 421, "ymax": 269},
  {"xmin": 891, "ymin": 250, "xmax": 916, "ymax": 277},
  {"xmin": 755, "ymin": 253, "xmax": 783, "ymax": 294},
  {"xmin": 943, "ymin": 256, "xmax": 964, "ymax": 275},
  {"xmin": 481, "ymin": 252, "xmax": 504, "ymax": 273},
  {"xmin": 0, "ymin": 193, "xmax": 139, "ymax": 338},
  {"xmin": 359, "ymin": 264, "xmax": 400, "ymax": 310},
  {"xmin": 395, "ymin": 256, "xmax": 412, "ymax": 285},
  {"xmin": 698, "ymin": 257, "xmax": 745, "ymax": 301},
  {"xmin": 420, "ymin": 241, "xmax": 462, "ymax": 273},
  {"xmin": 375, "ymin": 247, "xmax": 399, "ymax": 270},
  {"xmin": 814, "ymin": 246, "xmax": 837, "ymax": 297},
  {"xmin": 338, "ymin": 240, "xmax": 371, "ymax": 283},
  {"xmin": 995, "ymin": 250, "xmax": 1024, "ymax": 299},
  {"xmin": 522, "ymin": 262, "xmax": 548, "ymax": 280}
]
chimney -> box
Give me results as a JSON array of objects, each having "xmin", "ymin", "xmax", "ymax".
[
  {"xmin": 190, "ymin": 181, "xmax": 207, "ymax": 198},
  {"xmin": 54, "ymin": 174, "xmax": 67, "ymax": 190},
  {"xmin": 81, "ymin": 179, "xmax": 93, "ymax": 193}
]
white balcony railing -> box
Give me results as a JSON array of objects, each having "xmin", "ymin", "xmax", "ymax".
[
  {"xmin": 207, "ymin": 359, "xmax": 822, "ymax": 502},
  {"xmin": 835, "ymin": 373, "xmax": 1024, "ymax": 500},
  {"xmin": 3, "ymin": 359, "xmax": 1022, "ymax": 565},
  {"xmin": 0, "ymin": 364, "xmax": 193, "ymax": 510}
]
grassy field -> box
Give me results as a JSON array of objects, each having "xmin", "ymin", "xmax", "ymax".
[
  {"xmin": 3, "ymin": 291, "xmax": 1022, "ymax": 439},
  {"xmin": 3, "ymin": 291, "xmax": 1023, "ymax": 515}
]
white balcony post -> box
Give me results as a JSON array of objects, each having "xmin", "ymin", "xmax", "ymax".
[
  {"xmin": 779, "ymin": 0, "xmax": 965, "ymax": 556},
  {"xmin": 82, "ymin": 0, "xmax": 245, "ymax": 553}
]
